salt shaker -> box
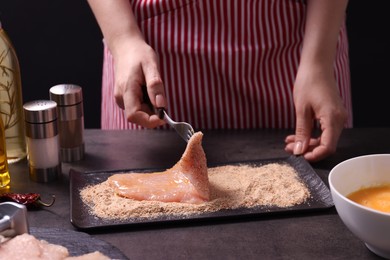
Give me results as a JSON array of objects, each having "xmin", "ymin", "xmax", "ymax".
[
  {"xmin": 49, "ymin": 84, "xmax": 85, "ymax": 162},
  {"xmin": 23, "ymin": 100, "xmax": 60, "ymax": 182}
]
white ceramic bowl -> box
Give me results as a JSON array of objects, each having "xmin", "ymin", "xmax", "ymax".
[{"xmin": 329, "ymin": 154, "xmax": 390, "ymax": 259}]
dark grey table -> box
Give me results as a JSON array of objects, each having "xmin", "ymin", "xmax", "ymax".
[{"xmin": 8, "ymin": 128, "xmax": 388, "ymax": 259}]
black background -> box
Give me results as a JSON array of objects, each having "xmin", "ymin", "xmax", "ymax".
[{"xmin": 0, "ymin": 1, "xmax": 388, "ymax": 128}]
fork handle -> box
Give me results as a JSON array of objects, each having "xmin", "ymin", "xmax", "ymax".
[
  {"xmin": 157, "ymin": 108, "xmax": 165, "ymax": 120},
  {"xmin": 141, "ymin": 85, "xmax": 154, "ymax": 112},
  {"xmin": 157, "ymin": 107, "xmax": 165, "ymax": 120}
]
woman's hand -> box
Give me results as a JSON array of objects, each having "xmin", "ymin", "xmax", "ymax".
[
  {"xmin": 87, "ymin": 0, "xmax": 167, "ymax": 128},
  {"xmin": 284, "ymin": 66, "xmax": 347, "ymax": 162},
  {"xmin": 112, "ymin": 36, "xmax": 166, "ymax": 128},
  {"xmin": 285, "ymin": 0, "xmax": 349, "ymax": 162}
]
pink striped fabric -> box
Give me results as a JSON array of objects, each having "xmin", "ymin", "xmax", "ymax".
[{"xmin": 101, "ymin": 0, "xmax": 353, "ymax": 130}]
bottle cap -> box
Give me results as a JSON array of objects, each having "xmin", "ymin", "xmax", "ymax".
[
  {"xmin": 49, "ymin": 84, "xmax": 83, "ymax": 106},
  {"xmin": 23, "ymin": 100, "xmax": 57, "ymax": 123}
]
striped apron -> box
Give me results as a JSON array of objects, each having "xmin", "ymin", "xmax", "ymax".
[{"xmin": 101, "ymin": 0, "xmax": 353, "ymax": 130}]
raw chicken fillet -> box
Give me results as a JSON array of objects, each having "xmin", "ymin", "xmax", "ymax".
[
  {"xmin": 0, "ymin": 233, "xmax": 110, "ymax": 259},
  {"xmin": 108, "ymin": 132, "xmax": 209, "ymax": 204}
]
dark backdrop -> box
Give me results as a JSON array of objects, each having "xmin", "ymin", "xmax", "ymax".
[
  {"xmin": 0, "ymin": 0, "xmax": 103, "ymax": 128},
  {"xmin": 0, "ymin": 1, "xmax": 389, "ymax": 128}
]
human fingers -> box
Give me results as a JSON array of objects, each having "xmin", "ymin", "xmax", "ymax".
[
  {"xmin": 303, "ymin": 94, "xmax": 347, "ymax": 161},
  {"xmin": 285, "ymin": 136, "xmax": 319, "ymax": 154},
  {"xmin": 301, "ymin": 138, "xmax": 333, "ymax": 162},
  {"xmin": 128, "ymin": 110, "xmax": 164, "ymax": 129},
  {"xmin": 292, "ymin": 107, "xmax": 314, "ymax": 156},
  {"xmin": 113, "ymin": 43, "xmax": 165, "ymax": 128},
  {"xmin": 284, "ymin": 134, "xmax": 296, "ymax": 144},
  {"xmin": 302, "ymin": 116, "xmax": 345, "ymax": 162},
  {"xmin": 142, "ymin": 57, "xmax": 167, "ymax": 109},
  {"xmin": 124, "ymin": 91, "xmax": 164, "ymax": 128},
  {"xmin": 286, "ymin": 138, "xmax": 328, "ymax": 162},
  {"xmin": 120, "ymin": 82, "xmax": 163, "ymax": 128},
  {"xmin": 285, "ymin": 128, "xmax": 339, "ymax": 162}
]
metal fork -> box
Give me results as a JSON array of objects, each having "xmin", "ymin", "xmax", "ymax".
[{"xmin": 158, "ymin": 108, "xmax": 195, "ymax": 143}]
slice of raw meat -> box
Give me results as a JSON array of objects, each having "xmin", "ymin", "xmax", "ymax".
[
  {"xmin": 0, "ymin": 233, "xmax": 110, "ymax": 259},
  {"xmin": 108, "ymin": 132, "xmax": 209, "ymax": 204}
]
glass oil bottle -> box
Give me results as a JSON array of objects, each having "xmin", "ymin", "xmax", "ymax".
[
  {"xmin": 0, "ymin": 116, "xmax": 10, "ymax": 188},
  {"xmin": 0, "ymin": 21, "xmax": 27, "ymax": 164}
]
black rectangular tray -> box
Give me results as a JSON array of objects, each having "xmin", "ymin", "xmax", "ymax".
[{"xmin": 70, "ymin": 155, "xmax": 334, "ymax": 230}]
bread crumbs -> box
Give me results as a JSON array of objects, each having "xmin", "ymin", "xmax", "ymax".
[{"xmin": 80, "ymin": 163, "xmax": 310, "ymax": 220}]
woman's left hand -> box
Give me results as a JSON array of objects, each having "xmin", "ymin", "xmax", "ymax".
[{"xmin": 284, "ymin": 66, "xmax": 348, "ymax": 162}]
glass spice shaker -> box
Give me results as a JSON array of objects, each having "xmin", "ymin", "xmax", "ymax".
[
  {"xmin": 23, "ymin": 100, "xmax": 60, "ymax": 182},
  {"xmin": 49, "ymin": 84, "xmax": 85, "ymax": 162}
]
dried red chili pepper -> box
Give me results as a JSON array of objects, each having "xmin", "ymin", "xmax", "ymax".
[{"xmin": 0, "ymin": 193, "xmax": 55, "ymax": 209}]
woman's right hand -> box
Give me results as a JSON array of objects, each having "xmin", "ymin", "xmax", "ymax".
[
  {"xmin": 87, "ymin": 0, "xmax": 167, "ymax": 128},
  {"xmin": 112, "ymin": 36, "xmax": 166, "ymax": 128}
]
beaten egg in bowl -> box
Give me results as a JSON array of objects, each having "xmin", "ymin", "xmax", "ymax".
[{"xmin": 329, "ymin": 154, "xmax": 390, "ymax": 259}]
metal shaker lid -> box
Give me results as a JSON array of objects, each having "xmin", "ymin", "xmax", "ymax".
[
  {"xmin": 49, "ymin": 84, "xmax": 83, "ymax": 106},
  {"xmin": 23, "ymin": 100, "xmax": 57, "ymax": 123}
]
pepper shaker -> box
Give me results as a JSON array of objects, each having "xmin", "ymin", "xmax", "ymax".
[
  {"xmin": 23, "ymin": 100, "xmax": 60, "ymax": 182},
  {"xmin": 49, "ymin": 84, "xmax": 85, "ymax": 162}
]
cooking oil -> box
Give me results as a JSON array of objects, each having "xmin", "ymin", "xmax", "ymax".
[
  {"xmin": 0, "ymin": 21, "xmax": 27, "ymax": 164},
  {"xmin": 0, "ymin": 116, "xmax": 10, "ymax": 188}
]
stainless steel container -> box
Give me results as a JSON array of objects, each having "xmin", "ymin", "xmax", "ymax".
[
  {"xmin": 49, "ymin": 84, "xmax": 85, "ymax": 162},
  {"xmin": 23, "ymin": 100, "xmax": 60, "ymax": 182},
  {"xmin": 0, "ymin": 202, "xmax": 29, "ymax": 238}
]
